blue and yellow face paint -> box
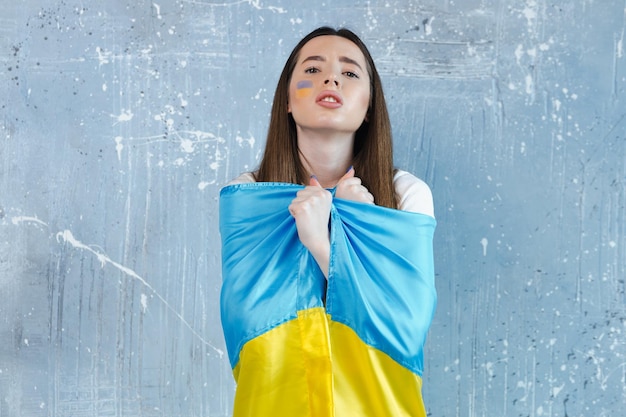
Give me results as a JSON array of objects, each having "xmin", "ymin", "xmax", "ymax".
[{"xmin": 295, "ymin": 80, "xmax": 313, "ymax": 99}]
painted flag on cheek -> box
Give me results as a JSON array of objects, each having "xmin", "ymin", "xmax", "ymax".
[
  {"xmin": 219, "ymin": 183, "xmax": 437, "ymax": 417},
  {"xmin": 295, "ymin": 79, "xmax": 313, "ymax": 99}
]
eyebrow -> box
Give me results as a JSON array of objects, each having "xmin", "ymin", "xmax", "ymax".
[{"xmin": 301, "ymin": 55, "xmax": 364, "ymax": 71}]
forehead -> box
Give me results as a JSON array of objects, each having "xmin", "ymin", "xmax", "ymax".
[{"xmin": 297, "ymin": 35, "xmax": 367, "ymax": 66}]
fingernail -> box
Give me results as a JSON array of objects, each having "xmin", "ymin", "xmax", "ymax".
[
  {"xmin": 346, "ymin": 165, "xmax": 353, "ymax": 173},
  {"xmin": 310, "ymin": 174, "xmax": 318, "ymax": 180}
]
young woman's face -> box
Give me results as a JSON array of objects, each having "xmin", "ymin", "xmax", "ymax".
[{"xmin": 288, "ymin": 35, "xmax": 371, "ymax": 136}]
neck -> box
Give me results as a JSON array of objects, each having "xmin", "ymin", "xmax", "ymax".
[{"xmin": 296, "ymin": 127, "xmax": 354, "ymax": 188}]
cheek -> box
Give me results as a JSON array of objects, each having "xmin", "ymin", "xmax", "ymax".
[
  {"xmin": 294, "ymin": 80, "xmax": 313, "ymax": 99},
  {"xmin": 362, "ymin": 91, "xmax": 371, "ymax": 106},
  {"xmin": 295, "ymin": 89, "xmax": 313, "ymax": 99},
  {"xmin": 357, "ymin": 90, "xmax": 371, "ymax": 114}
]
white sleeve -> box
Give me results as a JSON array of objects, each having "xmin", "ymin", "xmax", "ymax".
[
  {"xmin": 226, "ymin": 172, "xmax": 256, "ymax": 185},
  {"xmin": 393, "ymin": 170, "xmax": 435, "ymax": 218}
]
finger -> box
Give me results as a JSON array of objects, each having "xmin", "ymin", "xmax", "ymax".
[
  {"xmin": 309, "ymin": 174, "xmax": 322, "ymax": 187},
  {"xmin": 354, "ymin": 186, "xmax": 373, "ymax": 203},
  {"xmin": 341, "ymin": 177, "xmax": 362, "ymax": 187},
  {"xmin": 339, "ymin": 165, "xmax": 355, "ymax": 182}
]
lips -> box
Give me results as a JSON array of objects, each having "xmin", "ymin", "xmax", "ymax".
[{"xmin": 315, "ymin": 91, "xmax": 343, "ymax": 108}]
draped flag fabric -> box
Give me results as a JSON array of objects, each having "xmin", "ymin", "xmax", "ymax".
[{"xmin": 219, "ymin": 182, "xmax": 437, "ymax": 417}]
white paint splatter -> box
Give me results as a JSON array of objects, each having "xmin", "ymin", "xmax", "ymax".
[
  {"xmin": 481, "ymin": 238, "xmax": 488, "ymax": 256},
  {"xmin": 235, "ymin": 134, "xmax": 255, "ymax": 148},
  {"xmin": 525, "ymin": 74, "xmax": 534, "ymax": 95},
  {"xmin": 180, "ymin": 138, "xmax": 194, "ymax": 153},
  {"xmin": 424, "ymin": 17, "xmax": 435, "ymax": 35},
  {"xmin": 114, "ymin": 109, "xmax": 134, "ymax": 123},
  {"xmin": 515, "ymin": 44, "xmax": 524, "ymax": 64},
  {"xmin": 522, "ymin": 0, "xmax": 538, "ymax": 29},
  {"xmin": 181, "ymin": 0, "xmax": 286, "ymax": 13},
  {"xmin": 11, "ymin": 216, "xmax": 48, "ymax": 227},
  {"xmin": 55, "ymin": 229, "xmax": 223, "ymax": 356},
  {"xmin": 253, "ymin": 88, "xmax": 265, "ymax": 100},
  {"xmin": 483, "ymin": 361, "xmax": 495, "ymax": 378},
  {"xmin": 115, "ymin": 136, "xmax": 124, "ymax": 161},
  {"xmin": 140, "ymin": 44, "xmax": 154, "ymax": 56},
  {"xmin": 95, "ymin": 46, "xmax": 111, "ymax": 66},
  {"xmin": 140, "ymin": 293, "xmax": 148, "ymax": 313},
  {"xmin": 552, "ymin": 384, "xmax": 565, "ymax": 397},
  {"xmin": 198, "ymin": 181, "xmax": 212, "ymax": 190},
  {"xmin": 153, "ymin": 3, "xmax": 162, "ymax": 19}
]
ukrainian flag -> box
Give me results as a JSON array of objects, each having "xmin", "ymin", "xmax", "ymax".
[{"xmin": 220, "ymin": 183, "xmax": 436, "ymax": 417}]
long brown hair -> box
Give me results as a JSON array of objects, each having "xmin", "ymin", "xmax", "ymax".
[{"xmin": 255, "ymin": 26, "xmax": 397, "ymax": 209}]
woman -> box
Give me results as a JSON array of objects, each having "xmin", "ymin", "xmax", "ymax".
[{"xmin": 220, "ymin": 27, "xmax": 436, "ymax": 417}]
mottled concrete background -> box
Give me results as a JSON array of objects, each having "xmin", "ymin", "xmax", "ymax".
[{"xmin": 1, "ymin": 1, "xmax": 624, "ymax": 416}]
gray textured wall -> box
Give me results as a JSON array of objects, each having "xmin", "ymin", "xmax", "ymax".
[{"xmin": 1, "ymin": 1, "xmax": 624, "ymax": 416}]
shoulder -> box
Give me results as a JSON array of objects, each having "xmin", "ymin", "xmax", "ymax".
[
  {"xmin": 393, "ymin": 169, "xmax": 434, "ymax": 218},
  {"xmin": 226, "ymin": 172, "xmax": 256, "ymax": 185}
]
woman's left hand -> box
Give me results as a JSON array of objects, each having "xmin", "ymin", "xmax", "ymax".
[{"xmin": 335, "ymin": 166, "xmax": 375, "ymax": 204}]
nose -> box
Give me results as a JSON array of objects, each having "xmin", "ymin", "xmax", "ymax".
[{"xmin": 324, "ymin": 76, "xmax": 339, "ymax": 87}]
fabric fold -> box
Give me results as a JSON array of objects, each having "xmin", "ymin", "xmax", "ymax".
[{"xmin": 220, "ymin": 182, "xmax": 436, "ymax": 417}]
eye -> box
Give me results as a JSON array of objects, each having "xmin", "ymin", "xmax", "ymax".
[
  {"xmin": 344, "ymin": 71, "xmax": 360, "ymax": 79},
  {"xmin": 304, "ymin": 67, "xmax": 320, "ymax": 74}
]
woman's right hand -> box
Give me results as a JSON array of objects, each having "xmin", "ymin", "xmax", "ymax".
[{"xmin": 288, "ymin": 176, "xmax": 332, "ymax": 277}]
